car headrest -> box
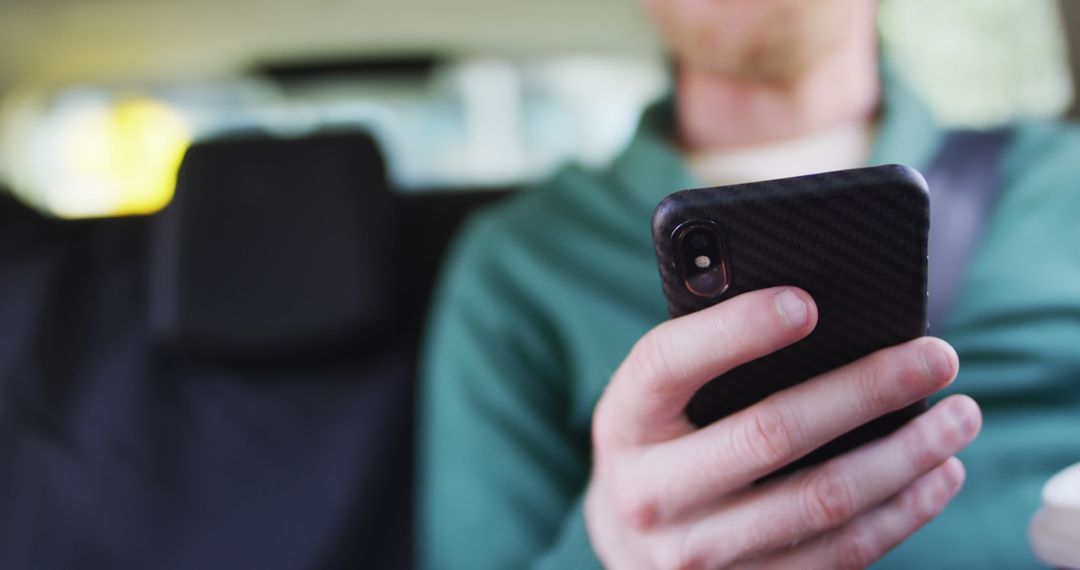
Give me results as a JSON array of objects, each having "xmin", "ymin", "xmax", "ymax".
[{"xmin": 149, "ymin": 131, "xmax": 394, "ymax": 358}]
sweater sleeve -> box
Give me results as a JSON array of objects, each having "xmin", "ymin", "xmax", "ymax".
[
  {"xmin": 417, "ymin": 215, "xmax": 602, "ymax": 570},
  {"xmin": 533, "ymin": 499, "xmax": 604, "ymax": 570}
]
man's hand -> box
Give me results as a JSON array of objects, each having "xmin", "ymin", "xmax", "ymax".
[{"xmin": 585, "ymin": 287, "xmax": 982, "ymax": 569}]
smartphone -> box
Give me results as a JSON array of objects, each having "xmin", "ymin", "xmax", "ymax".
[{"xmin": 652, "ymin": 164, "xmax": 930, "ymax": 477}]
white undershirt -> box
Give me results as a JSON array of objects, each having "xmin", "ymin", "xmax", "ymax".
[{"xmin": 686, "ymin": 121, "xmax": 875, "ymax": 187}]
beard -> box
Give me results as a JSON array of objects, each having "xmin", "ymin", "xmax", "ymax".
[{"xmin": 647, "ymin": 0, "xmax": 860, "ymax": 86}]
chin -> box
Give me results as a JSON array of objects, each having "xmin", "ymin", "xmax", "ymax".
[{"xmin": 690, "ymin": 36, "xmax": 828, "ymax": 86}]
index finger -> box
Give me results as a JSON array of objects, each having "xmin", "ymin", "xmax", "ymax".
[{"xmin": 595, "ymin": 287, "xmax": 817, "ymax": 447}]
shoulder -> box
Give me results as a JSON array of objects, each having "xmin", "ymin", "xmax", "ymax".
[
  {"xmin": 478, "ymin": 164, "xmax": 620, "ymax": 237},
  {"xmin": 444, "ymin": 162, "xmax": 627, "ymax": 286},
  {"xmin": 968, "ymin": 119, "xmax": 1080, "ymax": 305},
  {"xmin": 432, "ymin": 163, "xmax": 613, "ymax": 321}
]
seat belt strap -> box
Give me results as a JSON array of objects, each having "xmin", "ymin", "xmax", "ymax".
[{"xmin": 924, "ymin": 128, "xmax": 1013, "ymax": 335}]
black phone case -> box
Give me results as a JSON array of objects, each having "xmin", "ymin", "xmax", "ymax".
[{"xmin": 652, "ymin": 164, "xmax": 930, "ymax": 476}]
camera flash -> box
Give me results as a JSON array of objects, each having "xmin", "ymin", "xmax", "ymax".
[{"xmin": 694, "ymin": 255, "xmax": 711, "ymax": 269}]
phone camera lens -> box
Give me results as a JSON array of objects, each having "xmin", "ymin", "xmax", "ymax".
[{"xmin": 674, "ymin": 222, "xmax": 730, "ymax": 297}]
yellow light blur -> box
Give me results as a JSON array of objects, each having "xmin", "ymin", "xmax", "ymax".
[{"xmin": 50, "ymin": 97, "xmax": 191, "ymax": 218}]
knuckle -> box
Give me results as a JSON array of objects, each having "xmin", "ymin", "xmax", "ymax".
[
  {"xmin": 853, "ymin": 345, "xmax": 932, "ymax": 416},
  {"xmin": 851, "ymin": 356, "xmax": 893, "ymax": 415},
  {"xmin": 934, "ymin": 407, "xmax": 968, "ymax": 451},
  {"xmin": 834, "ymin": 527, "xmax": 879, "ymax": 570},
  {"xmin": 921, "ymin": 482, "xmax": 953, "ymax": 522},
  {"xmin": 802, "ymin": 467, "xmax": 857, "ymax": 530},
  {"xmin": 629, "ymin": 328, "xmax": 683, "ymax": 401},
  {"xmin": 706, "ymin": 306, "xmax": 745, "ymax": 348},
  {"xmin": 902, "ymin": 406, "xmax": 966, "ymax": 473},
  {"xmin": 896, "ymin": 482, "xmax": 922, "ymax": 518},
  {"xmin": 613, "ymin": 482, "xmax": 662, "ymax": 533},
  {"xmin": 905, "ymin": 421, "xmax": 945, "ymax": 472},
  {"xmin": 906, "ymin": 462, "xmax": 960, "ymax": 522},
  {"xmin": 896, "ymin": 345, "xmax": 935, "ymax": 394},
  {"xmin": 905, "ymin": 482, "xmax": 940, "ymax": 523},
  {"xmin": 741, "ymin": 401, "xmax": 798, "ymax": 469}
]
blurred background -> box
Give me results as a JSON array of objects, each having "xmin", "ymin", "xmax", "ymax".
[
  {"xmin": 2, "ymin": 2, "xmax": 1080, "ymax": 569},
  {"xmin": 1, "ymin": 0, "xmax": 1078, "ymax": 218}
]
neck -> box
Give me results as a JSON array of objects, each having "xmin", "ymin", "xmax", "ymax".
[{"xmin": 676, "ymin": 13, "xmax": 880, "ymax": 153}]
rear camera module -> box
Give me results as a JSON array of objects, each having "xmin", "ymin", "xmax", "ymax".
[{"xmin": 674, "ymin": 222, "xmax": 730, "ymax": 297}]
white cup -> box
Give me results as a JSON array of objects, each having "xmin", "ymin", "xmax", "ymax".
[{"xmin": 1030, "ymin": 462, "xmax": 1080, "ymax": 569}]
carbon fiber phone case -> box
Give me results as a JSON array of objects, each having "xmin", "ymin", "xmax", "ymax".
[{"xmin": 653, "ymin": 164, "xmax": 930, "ymax": 476}]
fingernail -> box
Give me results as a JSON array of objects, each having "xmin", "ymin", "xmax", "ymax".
[
  {"xmin": 919, "ymin": 342, "xmax": 953, "ymax": 383},
  {"xmin": 775, "ymin": 289, "xmax": 808, "ymax": 328}
]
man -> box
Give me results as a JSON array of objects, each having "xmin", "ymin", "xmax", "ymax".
[{"xmin": 420, "ymin": 0, "xmax": 1080, "ymax": 567}]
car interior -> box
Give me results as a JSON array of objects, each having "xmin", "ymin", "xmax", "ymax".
[{"xmin": 1, "ymin": 1, "xmax": 1079, "ymax": 568}]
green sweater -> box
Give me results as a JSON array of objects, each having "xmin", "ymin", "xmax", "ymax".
[{"xmin": 418, "ymin": 72, "xmax": 1080, "ymax": 569}]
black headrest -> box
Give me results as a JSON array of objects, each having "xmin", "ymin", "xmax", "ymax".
[
  {"xmin": 0, "ymin": 187, "xmax": 60, "ymax": 249},
  {"xmin": 0, "ymin": 185, "xmax": 17, "ymax": 216},
  {"xmin": 149, "ymin": 131, "xmax": 394, "ymax": 358}
]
